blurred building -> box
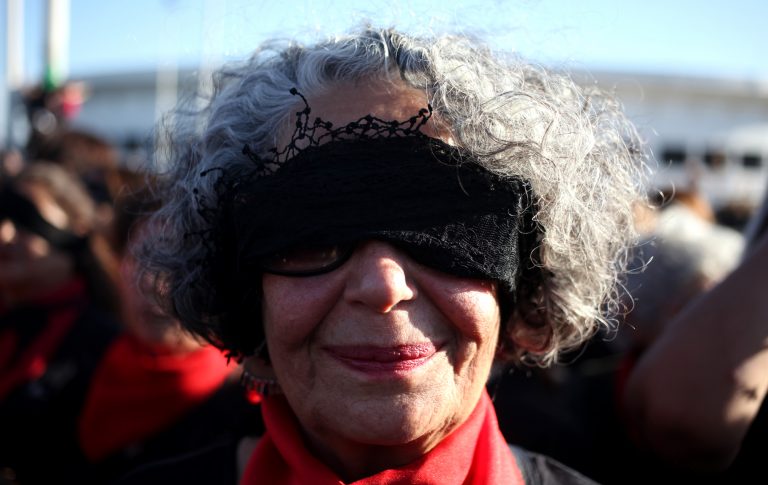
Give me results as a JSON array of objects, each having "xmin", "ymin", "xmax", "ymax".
[
  {"xmin": 591, "ymin": 70, "xmax": 768, "ymax": 217},
  {"xmin": 6, "ymin": 68, "xmax": 768, "ymax": 216}
]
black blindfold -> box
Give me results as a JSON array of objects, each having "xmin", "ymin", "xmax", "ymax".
[{"xmin": 220, "ymin": 136, "xmax": 537, "ymax": 293}]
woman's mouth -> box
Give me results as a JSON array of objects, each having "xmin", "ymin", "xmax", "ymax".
[{"xmin": 325, "ymin": 343, "xmax": 439, "ymax": 376}]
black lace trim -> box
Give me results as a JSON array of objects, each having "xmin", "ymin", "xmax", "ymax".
[{"xmin": 241, "ymin": 87, "xmax": 433, "ymax": 175}]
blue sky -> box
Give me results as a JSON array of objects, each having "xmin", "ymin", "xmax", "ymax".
[{"xmin": 2, "ymin": 0, "xmax": 768, "ymax": 85}]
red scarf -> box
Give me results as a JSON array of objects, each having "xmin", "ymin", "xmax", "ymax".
[
  {"xmin": 78, "ymin": 334, "xmax": 235, "ymax": 461},
  {"xmin": 241, "ymin": 390, "xmax": 524, "ymax": 485}
]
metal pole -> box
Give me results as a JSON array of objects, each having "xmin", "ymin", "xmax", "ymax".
[
  {"xmin": 3, "ymin": 0, "xmax": 25, "ymax": 148},
  {"xmin": 44, "ymin": 0, "xmax": 69, "ymax": 91},
  {"xmin": 6, "ymin": 0, "xmax": 24, "ymax": 89}
]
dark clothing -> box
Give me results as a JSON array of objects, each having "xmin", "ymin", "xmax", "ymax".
[
  {"xmin": 0, "ymin": 285, "xmax": 120, "ymax": 484},
  {"xmin": 0, "ymin": 283, "xmax": 262, "ymax": 485},
  {"xmin": 718, "ymin": 394, "xmax": 768, "ymax": 484},
  {"xmin": 117, "ymin": 438, "xmax": 597, "ymax": 485},
  {"xmin": 512, "ymin": 446, "xmax": 602, "ymax": 485},
  {"xmin": 88, "ymin": 380, "xmax": 262, "ymax": 484},
  {"xmin": 112, "ymin": 439, "xmax": 239, "ymax": 485}
]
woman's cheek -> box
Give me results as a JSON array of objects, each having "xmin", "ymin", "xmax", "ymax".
[
  {"xmin": 262, "ymin": 274, "xmax": 343, "ymax": 345},
  {"xmin": 419, "ymin": 276, "xmax": 500, "ymax": 341}
]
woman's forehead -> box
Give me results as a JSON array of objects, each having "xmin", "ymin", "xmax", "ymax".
[{"xmin": 280, "ymin": 81, "xmax": 446, "ymax": 143}]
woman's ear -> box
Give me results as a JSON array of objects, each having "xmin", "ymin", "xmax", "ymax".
[
  {"xmin": 243, "ymin": 352, "xmax": 277, "ymax": 379},
  {"xmin": 503, "ymin": 317, "xmax": 552, "ymax": 358},
  {"xmin": 241, "ymin": 353, "xmax": 281, "ymax": 397}
]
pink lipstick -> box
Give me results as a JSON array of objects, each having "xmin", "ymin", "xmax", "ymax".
[{"xmin": 326, "ymin": 343, "xmax": 438, "ymax": 375}]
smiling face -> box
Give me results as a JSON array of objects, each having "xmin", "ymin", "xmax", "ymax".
[
  {"xmin": 259, "ymin": 82, "xmax": 502, "ymax": 475},
  {"xmin": 262, "ymin": 241, "xmax": 500, "ymax": 468}
]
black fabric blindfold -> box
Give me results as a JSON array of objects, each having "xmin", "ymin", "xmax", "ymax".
[{"xmin": 225, "ymin": 136, "xmax": 535, "ymax": 292}]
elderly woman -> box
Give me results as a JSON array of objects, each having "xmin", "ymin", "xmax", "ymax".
[{"xmin": 131, "ymin": 28, "xmax": 646, "ymax": 484}]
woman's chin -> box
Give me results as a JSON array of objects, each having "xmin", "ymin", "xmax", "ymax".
[{"xmin": 310, "ymin": 389, "xmax": 460, "ymax": 449}]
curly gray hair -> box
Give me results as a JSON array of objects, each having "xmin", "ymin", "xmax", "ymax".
[{"xmin": 138, "ymin": 28, "xmax": 648, "ymax": 365}]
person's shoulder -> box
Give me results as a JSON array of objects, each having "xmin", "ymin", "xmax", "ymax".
[
  {"xmin": 510, "ymin": 445, "xmax": 600, "ymax": 485},
  {"xmin": 113, "ymin": 438, "xmax": 239, "ymax": 485}
]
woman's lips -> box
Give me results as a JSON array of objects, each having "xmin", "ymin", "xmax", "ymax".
[{"xmin": 325, "ymin": 343, "xmax": 439, "ymax": 375}]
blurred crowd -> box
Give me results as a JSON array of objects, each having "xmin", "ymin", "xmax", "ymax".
[
  {"xmin": 0, "ymin": 85, "xmax": 263, "ymax": 485},
  {"xmin": 490, "ymin": 185, "xmax": 761, "ymax": 484},
  {"xmin": 1, "ymin": 82, "xmax": 766, "ymax": 484}
]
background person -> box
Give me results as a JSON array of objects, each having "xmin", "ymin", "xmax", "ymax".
[
  {"xmin": 624, "ymin": 185, "xmax": 768, "ymax": 483},
  {"xmin": 74, "ymin": 186, "xmax": 261, "ymax": 483},
  {"xmin": 621, "ymin": 189, "xmax": 744, "ymax": 351},
  {"xmin": 0, "ymin": 162, "xmax": 120, "ymax": 484}
]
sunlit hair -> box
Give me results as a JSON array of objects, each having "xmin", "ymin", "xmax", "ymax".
[{"xmin": 139, "ymin": 28, "xmax": 649, "ymax": 365}]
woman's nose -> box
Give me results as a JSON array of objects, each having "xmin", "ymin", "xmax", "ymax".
[{"xmin": 343, "ymin": 241, "xmax": 417, "ymax": 313}]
